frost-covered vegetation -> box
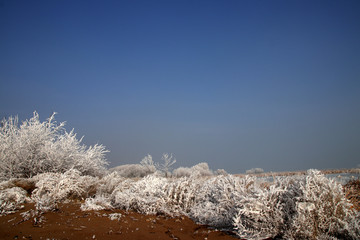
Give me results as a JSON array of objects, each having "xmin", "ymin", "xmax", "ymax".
[
  {"xmin": 0, "ymin": 112, "xmax": 359, "ymax": 239},
  {"xmin": 109, "ymin": 153, "xmax": 174, "ymax": 178},
  {"xmin": 0, "ymin": 112, "xmax": 108, "ymax": 180},
  {"xmin": 1, "ymin": 168, "xmax": 359, "ymax": 239},
  {"xmin": 110, "ymin": 154, "xmax": 225, "ymax": 178},
  {"xmin": 246, "ymin": 167, "xmax": 265, "ymax": 174}
]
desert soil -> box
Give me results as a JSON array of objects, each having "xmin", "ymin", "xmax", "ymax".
[{"xmin": 0, "ymin": 203, "xmax": 238, "ymax": 240}]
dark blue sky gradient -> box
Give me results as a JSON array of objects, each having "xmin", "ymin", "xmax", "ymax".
[{"xmin": 1, "ymin": 0, "xmax": 360, "ymax": 173}]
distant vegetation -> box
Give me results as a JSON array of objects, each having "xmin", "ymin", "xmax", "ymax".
[
  {"xmin": 110, "ymin": 155, "xmax": 226, "ymax": 178},
  {"xmin": 245, "ymin": 167, "xmax": 264, "ymax": 174},
  {"xmin": 0, "ymin": 112, "xmax": 359, "ymax": 239}
]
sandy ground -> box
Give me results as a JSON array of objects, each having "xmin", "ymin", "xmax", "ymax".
[{"xmin": 0, "ymin": 203, "xmax": 239, "ymax": 240}]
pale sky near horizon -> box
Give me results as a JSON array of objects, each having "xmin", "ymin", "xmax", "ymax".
[{"xmin": 1, "ymin": 0, "xmax": 360, "ymax": 173}]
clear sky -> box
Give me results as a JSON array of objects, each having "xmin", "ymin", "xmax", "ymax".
[{"xmin": 1, "ymin": 0, "xmax": 360, "ymax": 173}]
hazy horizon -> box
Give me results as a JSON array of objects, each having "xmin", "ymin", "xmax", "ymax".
[{"xmin": 1, "ymin": 0, "xmax": 360, "ymax": 174}]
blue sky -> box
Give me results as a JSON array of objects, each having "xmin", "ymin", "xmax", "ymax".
[{"xmin": 1, "ymin": 0, "xmax": 359, "ymax": 173}]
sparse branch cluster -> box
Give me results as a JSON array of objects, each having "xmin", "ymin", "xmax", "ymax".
[{"xmin": 157, "ymin": 153, "xmax": 176, "ymax": 177}]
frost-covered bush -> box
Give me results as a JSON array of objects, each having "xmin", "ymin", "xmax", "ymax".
[
  {"xmin": 288, "ymin": 169, "xmax": 359, "ymax": 240},
  {"xmin": 233, "ymin": 169, "xmax": 360, "ymax": 240},
  {"xmin": 110, "ymin": 174, "xmax": 204, "ymax": 216},
  {"xmin": 80, "ymin": 171, "xmax": 126, "ymax": 211},
  {"xmin": 112, "ymin": 175, "xmax": 169, "ymax": 215},
  {"xmin": 191, "ymin": 162, "xmax": 214, "ymax": 176},
  {"xmin": 140, "ymin": 154, "xmax": 156, "ymax": 173},
  {"xmin": 162, "ymin": 176, "xmax": 205, "ymax": 215},
  {"xmin": 171, "ymin": 167, "xmax": 191, "ymax": 178},
  {"xmin": 110, "ymin": 164, "xmax": 153, "ymax": 178},
  {"xmin": 31, "ymin": 169, "xmax": 98, "ymax": 212},
  {"xmin": 0, "ymin": 112, "xmax": 108, "ymax": 180},
  {"xmin": 190, "ymin": 175, "xmax": 246, "ymax": 228},
  {"xmin": 104, "ymin": 174, "xmax": 201, "ymax": 216},
  {"xmin": 173, "ymin": 162, "xmax": 213, "ymax": 178},
  {"xmin": 246, "ymin": 168, "xmax": 264, "ymax": 174},
  {"xmin": 0, "ymin": 186, "xmax": 30, "ymax": 215},
  {"xmin": 233, "ymin": 176, "xmax": 302, "ymax": 239},
  {"xmin": 95, "ymin": 171, "xmax": 125, "ymax": 195},
  {"xmin": 110, "ymin": 153, "xmax": 176, "ymax": 178}
]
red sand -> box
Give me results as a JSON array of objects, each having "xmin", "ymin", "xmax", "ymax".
[{"xmin": 0, "ymin": 203, "xmax": 238, "ymax": 240}]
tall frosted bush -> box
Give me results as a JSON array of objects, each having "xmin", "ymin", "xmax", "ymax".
[
  {"xmin": 190, "ymin": 175, "xmax": 246, "ymax": 227},
  {"xmin": 287, "ymin": 169, "xmax": 359, "ymax": 239},
  {"xmin": 233, "ymin": 176, "xmax": 302, "ymax": 239},
  {"xmin": 0, "ymin": 112, "xmax": 108, "ymax": 180}
]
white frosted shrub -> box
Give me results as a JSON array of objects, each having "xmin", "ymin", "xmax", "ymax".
[
  {"xmin": 0, "ymin": 187, "xmax": 30, "ymax": 215},
  {"xmin": 233, "ymin": 170, "xmax": 359, "ymax": 239},
  {"xmin": 190, "ymin": 175, "xmax": 246, "ymax": 227},
  {"xmin": 112, "ymin": 175, "xmax": 168, "ymax": 215},
  {"xmin": 46, "ymin": 130, "xmax": 108, "ymax": 177},
  {"xmin": 110, "ymin": 164, "xmax": 153, "ymax": 178},
  {"xmin": 172, "ymin": 162, "xmax": 213, "ymax": 178},
  {"xmin": 191, "ymin": 162, "xmax": 213, "ymax": 176},
  {"xmin": 110, "ymin": 174, "xmax": 210, "ymax": 217},
  {"xmin": 0, "ymin": 113, "xmax": 62, "ymax": 179},
  {"xmin": 287, "ymin": 169, "xmax": 359, "ymax": 240},
  {"xmin": 80, "ymin": 172, "xmax": 125, "ymax": 211},
  {"xmin": 31, "ymin": 169, "xmax": 98, "ymax": 212},
  {"xmin": 140, "ymin": 154, "xmax": 156, "ymax": 173},
  {"xmin": 162, "ymin": 176, "xmax": 205, "ymax": 215},
  {"xmin": 245, "ymin": 168, "xmax": 264, "ymax": 174},
  {"xmin": 111, "ymin": 153, "xmax": 178, "ymax": 178},
  {"xmin": 0, "ymin": 112, "xmax": 108, "ymax": 180},
  {"xmin": 111, "ymin": 174, "xmax": 204, "ymax": 216},
  {"xmin": 172, "ymin": 167, "xmax": 193, "ymax": 178},
  {"xmin": 233, "ymin": 176, "xmax": 302, "ymax": 239},
  {"xmin": 95, "ymin": 171, "xmax": 125, "ymax": 195}
]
